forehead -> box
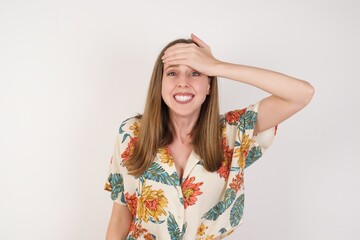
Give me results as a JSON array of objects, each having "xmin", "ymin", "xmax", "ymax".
[{"xmin": 164, "ymin": 64, "xmax": 195, "ymax": 71}]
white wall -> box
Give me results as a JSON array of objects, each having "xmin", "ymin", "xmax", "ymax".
[{"xmin": 1, "ymin": 0, "xmax": 359, "ymax": 239}]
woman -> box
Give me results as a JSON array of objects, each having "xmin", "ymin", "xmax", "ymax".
[{"xmin": 104, "ymin": 34, "xmax": 314, "ymax": 239}]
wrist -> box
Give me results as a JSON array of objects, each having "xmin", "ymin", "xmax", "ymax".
[{"xmin": 211, "ymin": 61, "xmax": 233, "ymax": 78}]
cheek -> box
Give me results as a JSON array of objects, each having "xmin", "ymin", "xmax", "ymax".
[
  {"xmin": 196, "ymin": 79, "xmax": 211, "ymax": 94},
  {"xmin": 161, "ymin": 84, "xmax": 166, "ymax": 100},
  {"xmin": 161, "ymin": 80, "xmax": 172, "ymax": 100}
]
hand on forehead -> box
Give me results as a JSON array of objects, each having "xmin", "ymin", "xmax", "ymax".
[{"xmin": 161, "ymin": 34, "xmax": 217, "ymax": 77}]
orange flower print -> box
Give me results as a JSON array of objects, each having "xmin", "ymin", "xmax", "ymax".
[
  {"xmin": 129, "ymin": 222, "xmax": 151, "ymax": 239},
  {"xmin": 226, "ymin": 109, "xmax": 246, "ymax": 125},
  {"xmin": 230, "ymin": 172, "xmax": 244, "ymax": 193},
  {"xmin": 181, "ymin": 176, "xmax": 203, "ymax": 209},
  {"xmin": 121, "ymin": 137, "xmax": 138, "ymax": 161},
  {"xmin": 222, "ymin": 138, "xmax": 234, "ymax": 161},
  {"xmin": 138, "ymin": 184, "xmax": 168, "ymax": 222},
  {"xmin": 144, "ymin": 233, "xmax": 155, "ymax": 240},
  {"xmin": 158, "ymin": 147, "xmax": 174, "ymax": 167},
  {"xmin": 217, "ymin": 161, "xmax": 230, "ymax": 180},
  {"xmin": 218, "ymin": 138, "xmax": 233, "ymax": 180},
  {"xmin": 129, "ymin": 121, "xmax": 140, "ymax": 136},
  {"xmin": 125, "ymin": 192, "xmax": 138, "ymax": 216}
]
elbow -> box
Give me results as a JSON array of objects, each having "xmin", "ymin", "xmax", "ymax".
[{"xmin": 299, "ymin": 80, "xmax": 315, "ymax": 106}]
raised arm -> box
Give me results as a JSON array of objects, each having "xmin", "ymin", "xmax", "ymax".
[
  {"xmin": 209, "ymin": 62, "xmax": 314, "ymax": 134},
  {"xmin": 162, "ymin": 34, "xmax": 314, "ymax": 134}
]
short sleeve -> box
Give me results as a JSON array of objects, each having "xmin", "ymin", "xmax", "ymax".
[
  {"xmin": 223, "ymin": 102, "xmax": 277, "ymax": 169},
  {"xmin": 104, "ymin": 117, "xmax": 139, "ymax": 205},
  {"xmin": 242, "ymin": 102, "xmax": 277, "ymax": 168}
]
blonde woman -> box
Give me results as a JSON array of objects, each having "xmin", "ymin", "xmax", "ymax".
[{"xmin": 104, "ymin": 34, "xmax": 314, "ymax": 240}]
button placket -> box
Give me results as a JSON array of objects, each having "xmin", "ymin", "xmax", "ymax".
[{"xmin": 176, "ymin": 185, "xmax": 185, "ymax": 223}]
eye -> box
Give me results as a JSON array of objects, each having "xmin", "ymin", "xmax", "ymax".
[
  {"xmin": 166, "ymin": 71, "xmax": 176, "ymax": 76},
  {"xmin": 191, "ymin": 71, "xmax": 201, "ymax": 77}
]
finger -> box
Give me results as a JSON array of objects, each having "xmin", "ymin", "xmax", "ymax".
[
  {"xmin": 162, "ymin": 52, "xmax": 192, "ymax": 63},
  {"xmin": 191, "ymin": 33, "xmax": 209, "ymax": 48},
  {"xmin": 163, "ymin": 59, "xmax": 192, "ymax": 69},
  {"xmin": 165, "ymin": 43, "xmax": 196, "ymax": 52},
  {"xmin": 162, "ymin": 47, "xmax": 195, "ymax": 60},
  {"xmin": 163, "ymin": 43, "xmax": 197, "ymax": 56}
]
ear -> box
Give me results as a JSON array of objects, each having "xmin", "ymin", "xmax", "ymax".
[{"xmin": 206, "ymin": 77, "xmax": 211, "ymax": 94}]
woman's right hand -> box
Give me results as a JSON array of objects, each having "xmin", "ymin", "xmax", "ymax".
[{"xmin": 161, "ymin": 33, "xmax": 223, "ymax": 77}]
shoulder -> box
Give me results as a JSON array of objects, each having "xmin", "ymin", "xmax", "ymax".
[
  {"xmin": 221, "ymin": 102, "xmax": 259, "ymax": 126},
  {"xmin": 118, "ymin": 116, "xmax": 142, "ymax": 136},
  {"xmin": 115, "ymin": 116, "xmax": 141, "ymax": 155}
]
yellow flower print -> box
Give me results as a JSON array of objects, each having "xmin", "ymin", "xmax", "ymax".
[
  {"xmin": 158, "ymin": 147, "xmax": 174, "ymax": 167},
  {"xmin": 138, "ymin": 183, "xmax": 168, "ymax": 222},
  {"xmin": 129, "ymin": 121, "xmax": 140, "ymax": 136},
  {"xmin": 197, "ymin": 223, "xmax": 208, "ymax": 236},
  {"xmin": 225, "ymin": 229, "xmax": 235, "ymax": 237},
  {"xmin": 221, "ymin": 123, "xmax": 227, "ymax": 138},
  {"xmin": 233, "ymin": 147, "xmax": 241, "ymax": 165},
  {"xmin": 236, "ymin": 133, "xmax": 252, "ymax": 168},
  {"xmin": 204, "ymin": 235, "xmax": 215, "ymax": 240},
  {"xmin": 104, "ymin": 182, "xmax": 111, "ymax": 191}
]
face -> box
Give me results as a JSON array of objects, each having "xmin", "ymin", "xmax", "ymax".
[{"xmin": 162, "ymin": 64, "xmax": 210, "ymax": 120}]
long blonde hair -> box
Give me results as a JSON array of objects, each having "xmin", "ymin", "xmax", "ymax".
[{"xmin": 124, "ymin": 38, "xmax": 222, "ymax": 176}]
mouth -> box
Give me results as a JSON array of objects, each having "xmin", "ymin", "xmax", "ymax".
[{"xmin": 173, "ymin": 93, "xmax": 194, "ymax": 104}]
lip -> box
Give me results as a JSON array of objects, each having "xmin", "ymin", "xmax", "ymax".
[{"xmin": 173, "ymin": 92, "xmax": 194, "ymax": 104}]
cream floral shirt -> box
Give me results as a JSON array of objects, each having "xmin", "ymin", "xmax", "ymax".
[{"xmin": 104, "ymin": 102, "xmax": 277, "ymax": 240}]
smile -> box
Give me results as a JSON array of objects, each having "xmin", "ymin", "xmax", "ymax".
[{"xmin": 174, "ymin": 94, "xmax": 194, "ymax": 103}]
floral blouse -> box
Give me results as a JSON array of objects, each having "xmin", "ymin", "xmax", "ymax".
[{"xmin": 104, "ymin": 102, "xmax": 277, "ymax": 240}]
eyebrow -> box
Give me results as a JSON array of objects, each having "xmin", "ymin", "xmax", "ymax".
[{"xmin": 164, "ymin": 65, "xmax": 179, "ymax": 71}]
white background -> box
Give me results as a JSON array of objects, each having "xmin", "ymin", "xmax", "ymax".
[{"xmin": 1, "ymin": 0, "xmax": 359, "ymax": 239}]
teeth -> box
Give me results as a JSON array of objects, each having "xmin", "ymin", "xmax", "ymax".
[{"xmin": 174, "ymin": 95, "xmax": 193, "ymax": 102}]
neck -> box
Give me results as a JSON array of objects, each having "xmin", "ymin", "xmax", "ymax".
[{"xmin": 169, "ymin": 113, "xmax": 199, "ymax": 144}]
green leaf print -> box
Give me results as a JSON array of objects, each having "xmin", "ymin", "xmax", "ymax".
[
  {"xmin": 230, "ymin": 166, "xmax": 240, "ymax": 171},
  {"xmin": 181, "ymin": 222, "xmax": 187, "ymax": 238},
  {"xmin": 202, "ymin": 188, "xmax": 236, "ymax": 221},
  {"xmin": 167, "ymin": 212, "xmax": 183, "ymax": 240},
  {"xmin": 121, "ymin": 133, "xmax": 131, "ymax": 144},
  {"xmin": 119, "ymin": 117, "xmax": 133, "ymax": 134},
  {"xmin": 220, "ymin": 114, "xmax": 226, "ymax": 125},
  {"xmin": 238, "ymin": 110, "xmax": 257, "ymax": 133},
  {"xmin": 149, "ymin": 216, "xmax": 165, "ymax": 224},
  {"xmin": 170, "ymin": 172, "xmax": 180, "ymax": 186},
  {"xmin": 245, "ymin": 146, "xmax": 262, "ymax": 168},
  {"xmin": 143, "ymin": 162, "xmax": 179, "ymax": 186},
  {"xmin": 179, "ymin": 196, "xmax": 184, "ymax": 206},
  {"xmin": 230, "ymin": 194, "xmax": 244, "ymax": 227},
  {"xmin": 120, "ymin": 192, "xmax": 126, "ymax": 204},
  {"xmin": 108, "ymin": 173, "xmax": 124, "ymax": 201}
]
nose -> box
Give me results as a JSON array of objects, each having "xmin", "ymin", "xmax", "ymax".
[{"xmin": 177, "ymin": 75, "xmax": 190, "ymax": 88}]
